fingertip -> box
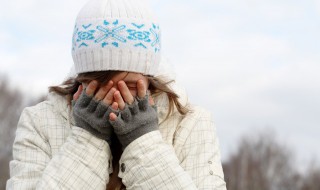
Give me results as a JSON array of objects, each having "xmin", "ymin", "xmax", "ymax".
[
  {"xmin": 91, "ymin": 80, "xmax": 98, "ymax": 86},
  {"xmin": 73, "ymin": 94, "xmax": 77, "ymax": 101},
  {"xmin": 109, "ymin": 112, "xmax": 117, "ymax": 121},
  {"xmin": 118, "ymin": 80, "xmax": 125, "ymax": 86},
  {"xmin": 73, "ymin": 85, "xmax": 82, "ymax": 100},
  {"xmin": 113, "ymin": 90, "xmax": 120, "ymax": 98},
  {"xmin": 76, "ymin": 85, "xmax": 81, "ymax": 92},
  {"xmin": 137, "ymin": 79, "xmax": 146, "ymax": 98},
  {"xmin": 105, "ymin": 80, "xmax": 114, "ymax": 90},
  {"xmin": 103, "ymin": 87, "xmax": 116, "ymax": 105},
  {"xmin": 137, "ymin": 79, "xmax": 144, "ymax": 87},
  {"xmin": 86, "ymin": 80, "xmax": 98, "ymax": 95},
  {"xmin": 149, "ymin": 96, "xmax": 155, "ymax": 106},
  {"xmin": 114, "ymin": 91, "xmax": 125, "ymax": 110},
  {"xmin": 112, "ymin": 102, "xmax": 118, "ymax": 110}
]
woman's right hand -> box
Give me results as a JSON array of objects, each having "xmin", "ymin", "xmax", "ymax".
[{"xmin": 72, "ymin": 80, "xmax": 119, "ymax": 144}]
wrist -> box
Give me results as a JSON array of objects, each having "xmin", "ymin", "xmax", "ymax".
[{"xmin": 117, "ymin": 125, "xmax": 158, "ymax": 149}]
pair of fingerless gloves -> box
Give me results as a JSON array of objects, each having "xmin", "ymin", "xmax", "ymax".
[{"xmin": 72, "ymin": 90, "xmax": 158, "ymax": 149}]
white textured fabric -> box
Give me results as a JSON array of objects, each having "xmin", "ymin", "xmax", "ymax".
[
  {"xmin": 72, "ymin": 0, "xmax": 161, "ymax": 75},
  {"xmin": 7, "ymin": 86, "xmax": 226, "ymax": 189}
]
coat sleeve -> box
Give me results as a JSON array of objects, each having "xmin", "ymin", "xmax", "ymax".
[
  {"xmin": 118, "ymin": 108, "xmax": 226, "ymax": 189},
  {"xmin": 6, "ymin": 107, "xmax": 112, "ymax": 190}
]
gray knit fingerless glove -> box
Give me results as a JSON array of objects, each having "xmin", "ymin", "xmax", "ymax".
[
  {"xmin": 72, "ymin": 90, "xmax": 117, "ymax": 144},
  {"xmin": 110, "ymin": 95, "xmax": 159, "ymax": 149}
]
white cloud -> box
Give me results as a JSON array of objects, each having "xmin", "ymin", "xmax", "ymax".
[
  {"xmin": 0, "ymin": 31, "xmax": 14, "ymax": 45},
  {"xmin": 0, "ymin": 0, "xmax": 89, "ymax": 95},
  {"xmin": 0, "ymin": 0, "xmax": 88, "ymax": 47},
  {"xmin": 314, "ymin": 0, "xmax": 320, "ymax": 15},
  {"xmin": 155, "ymin": 1, "xmax": 320, "ymax": 165},
  {"xmin": 1, "ymin": 42, "xmax": 73, "ymax": 96},
  {"xmin": 0, "ymin": 0, "xmax": 87, "ymax": 21}
]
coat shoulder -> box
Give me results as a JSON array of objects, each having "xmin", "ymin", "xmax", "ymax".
[
  {"xmin": 172, "ymin": 105, "xmax": 215, "ymax": 145},
  {"xmin": 23, "ymin": 93, "xmax": 68, "ymax": 121},
  {"xmin": 19, "ymin": 93, "xmax": 70, "ymax": 141}
]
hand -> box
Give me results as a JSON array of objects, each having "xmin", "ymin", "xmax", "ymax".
[
  {"xmin": 109, "ymin": 79, "xmax": 158, "ymax": 149},
  {"xmin": 73, "ymin": 80, "xmax": 118, "ymax": 109},
  {"xmin": 109, "ymin": 79, "xmax": 155, "ymax": 121},
  {"xmin": 72, "ymin": 80, "xmax": 119, "ymax": 144}
]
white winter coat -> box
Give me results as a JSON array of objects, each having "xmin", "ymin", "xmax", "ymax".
[{"xmin": 7, "ymin": 61, "xmax": 226, "ymax": 189}]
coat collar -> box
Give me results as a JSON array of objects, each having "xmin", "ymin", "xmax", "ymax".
[{"xmin": 47, "ymin": 91, "xmax": 75, "ymax": 126}]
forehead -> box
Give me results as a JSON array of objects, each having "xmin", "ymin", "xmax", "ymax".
[{"xmin": 111, "ymin": 72, "xmax": 147, "ymax": 83}]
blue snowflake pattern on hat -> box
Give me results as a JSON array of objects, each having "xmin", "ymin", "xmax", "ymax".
[
  {"xmin": 72, "ymin": 26, "xmax": 79, "ymax": 51},
  {"xmin": 75, "ymin": 24, "xmax": 96, "ymax": 48},
  {"xmin": 77, "ymin": 30, "xmax": 95, "ymax": 41},
  {"xmin": 95, "ymin": 20, "xmax": 127, "ymax": 48},
  {"xmin": 73, "ymin": 19, "xmax": 161, "ymax": 52},
  {"xmin": 127, "ymin": 30, "xmax": 150, "ymax": 41},
  {"xmin": 127, "ymin": 23, "xmax": 152, "ymax": 49},
  {"xmin": 150, "ymin": 23, "xmax": 161, "ymax": 52}
]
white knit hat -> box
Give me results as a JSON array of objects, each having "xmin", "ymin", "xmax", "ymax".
[{"xmin": 71, "ymin": 0, "xmax": 161, "ymax": 75}]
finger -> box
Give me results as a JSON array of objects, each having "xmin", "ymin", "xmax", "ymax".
[
  {"xmin": 103, "ymin": 102, "xmax": 118, "ymax": 121},
  {"xmin": 111, "ymin": 102, "xmax": 119, "ymax": 110},
  {"xmin": 95, "ymin": 80, "xmax": 113, "ymax": 101},
  {"xmin": 149, "ymin": 95, "xmax": 155, "ymax": 106},
  {"xmin": 109, "ymin": 116, "xmax": 125, "ymax": 129},
  {"xmin": 114, "ymin": 91, "xmax": 125, "ymax": 110},
  {"xmin": 103, "ymin": 87, "xmax": 116, "ymax": 105},
  {"xmin": 95, "ymin": 103, "xmax": 109, "ymax": 117},
  {"xmin": 87, "ymin": 100, "xmax": 99, "ymax": 112},
  {"xmin": 118, "ymin": 81, "xmax": 134, "ymax": 104},
  {"xmin": 109, "ymin": 112, "xmax": 117, "ymax": 121},
  {"xmin": 73, "ymin": 85, "xmax": 83, "ymax": 101},
  {"xmin": 86, "ymin": 80, "xmax": 98, "ymax": 96},
  {"xmin": 137, "ymin": 79, "xmax": 146, "ymax": 98}
]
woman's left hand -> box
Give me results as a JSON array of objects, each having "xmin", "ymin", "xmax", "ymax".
[
  {"xmin": 109, "ymin": 79, "xmax": 154, "ymax": 121},
  {"xmin": 109, "ymin": 79, "xmax": 158, "ymax": 149}
]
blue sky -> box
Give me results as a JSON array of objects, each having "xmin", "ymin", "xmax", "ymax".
[{"xmin": 1, "ymin": 0, "xmax": 320, "ymax": 167}]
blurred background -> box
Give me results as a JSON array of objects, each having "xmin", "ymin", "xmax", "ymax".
[{"xmin": 1, "ymin": 0, "xmax": 320, "ymax": 189}]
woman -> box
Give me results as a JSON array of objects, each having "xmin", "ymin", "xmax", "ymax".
[{"xmin": 7, "ymin": 0, "xmax": 226, "ymax": 189}]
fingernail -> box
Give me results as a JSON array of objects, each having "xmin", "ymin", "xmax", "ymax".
[
  {"xmin": 118, "ymin": 80, "xmax": 125, "ymax": 86},
  {"xmin": 112, "ymin": 102, "xmax": 118, "ymax": 109},
  {"xmin": 113, "ymin": 91, "xmax": 119, "ymax": 98}
]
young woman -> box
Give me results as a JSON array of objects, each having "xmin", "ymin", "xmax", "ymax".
[{"xmin": 7, "ymin": 0, "xmax": 226, "ymax": 189}]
